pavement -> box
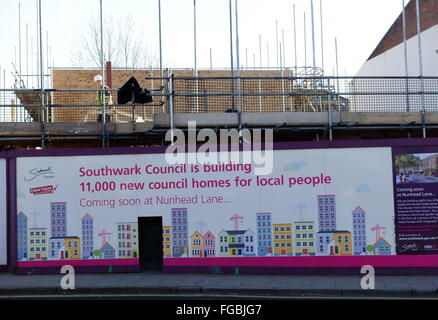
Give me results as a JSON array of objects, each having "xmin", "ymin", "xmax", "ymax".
[{"xmin": 1, "ymin": 272, "xmax": 438, "ymax": 299}]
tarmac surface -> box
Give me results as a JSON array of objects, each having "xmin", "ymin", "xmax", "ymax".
[{"xmin": 1, "ymin": 271, "xmax": 438, "ymax": 299}]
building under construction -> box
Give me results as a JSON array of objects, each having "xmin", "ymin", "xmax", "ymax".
[{"xmin": 1, "ymin": 0, "xmax": 438, "ymax": 150}]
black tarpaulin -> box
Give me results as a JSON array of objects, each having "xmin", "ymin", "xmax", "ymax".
[{"xmin": 118, "ymin": 77, "xmax": 153, "ymax": 104}]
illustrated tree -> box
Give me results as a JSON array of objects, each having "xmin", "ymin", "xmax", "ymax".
[
  {"xmin": 70, "ymin": 15, "xmax": 157, "ymax": 69},
  {"xmin": 366, "ymin": 245, "xmax": 374, "ymax": 255},
  {"xmin": 93, "ymin": 249, "xmax": 101, "ymax": 259}
]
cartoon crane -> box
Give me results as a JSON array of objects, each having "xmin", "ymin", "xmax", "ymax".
[
  {"xmin": 371, "ymin": 224, "xmax": 386, "ymax": 242},
  {"xmin": 98, "ymin": 229, "xmax": 111, "ymax": 247},
  {"xmin": 230, "ymin": 213, "xmax": 244, "ymax": 231}
]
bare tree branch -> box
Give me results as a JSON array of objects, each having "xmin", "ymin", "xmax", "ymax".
[{"xmin": 70, "ymin": 15, "xmax": 154, "ymax": 69}]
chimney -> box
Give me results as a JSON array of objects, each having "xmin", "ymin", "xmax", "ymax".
[{"xmin": 106, "ymin": 61, "xmax": 112, "ymax": 88}]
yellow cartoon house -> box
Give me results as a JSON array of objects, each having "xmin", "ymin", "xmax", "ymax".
[
  {"xmin": 63, "ymin": 237, "xmax": 81, "ymax": 260},
  {"xmin": 163, "ymin": 226, "xmax": 172, "ymax": 257},
  {"xmin": 191, "ymin": 231, "xmax": 203, "ymax": 257},
  {"xmin": 273, "ymin": 224, "xmax": 293, "ymax": 256},
  {"xmin": 332, "ymin": 231, "xmax": 352, "ymax": 256}
]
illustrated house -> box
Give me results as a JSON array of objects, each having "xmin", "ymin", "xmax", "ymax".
[
  {"xmin": 227, "ymin": 229, "xmax": 256, "ymax": 257},
  {"xmin": 117, "ymin": 222, "xmax": 138, "ymax": 258},
  {"xmin": 228, "ymin": 230, "xmax": 246, "ymax": 257},
  {"xmin": 316, "ymin": 231, "xmax": 335, "ymax": 256},
  {"xmin": 202, "ymin": 231, "xmax": 215, "ymax": 257},
  {"xmin": 171, "ymin": 208, "xmax": 188, "ymax": 258},
  {"xmin": 256, "ymin": 213, "xmax": 273, "ymax": 257},
  {"xmin": 99, "ymin": 242, "xmax": 116, "ymax": 259},
  {"xmin": 28, "ymin": 228, "xmax": 48, "ymax": 260},
  {"xmin": 218, "ymin": 229, "xmax": 231, "ymax": 257},
  {"xmin": 317, "ymin": 195, "xmax": 336, "ymax": 232},
  {"xmin": 63, "ymin": 237, "xmax": 81, "ymax": 260},
  {"xmin": 50, "ymin": 202, "xmax": 67, "ymax": 237},
  {"xmin": 333, "ymin": 231, "xmax": 353, "ymax": 256},
  {"xmin": 17, "ymin": 211, "xmax": 28, "ymax": 261},
  {"xmin": 243, "ymin": 229, "xmax": 256, "ymax": 257},
  {"xmin": 81, "ymin": 214, "xmax": 94, "ymax": 259},
  {"xmin": 48, "ymin": 237, "xmax": 65, "ymax": 260},
  {"xmin": 352, "ymin": 207, "xmax": 367, "ymax": 255},
  {"xmin": 190, "ymin": 231, "xmax": 203, "ymax": 257},
  {"xmin": 162, "ymin": 226, "xmax": 172, "ymax": 258},
  {"xmin": 293, "ymin": 221, "xmax": 316, "ymax": 256},
  {"xmin": 273, "ymin": 223, "xmax": 293, "ymax": 256},
  {"xmin": 373, "ymin": 237, "xmax": 392, "ymax": 255}
]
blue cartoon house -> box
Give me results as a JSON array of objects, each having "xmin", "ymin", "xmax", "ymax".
[
  {"xmin": 99, "ymin": 242, "xmax": 116, "ymax": 259},
  {"xmin": 372, "ymin": 237, "xmax": 391, "ymax": 255}
]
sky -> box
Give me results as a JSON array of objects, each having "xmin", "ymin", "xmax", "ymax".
[{"xmin": 0, "ymin": 0, "xmax": 405, "ymax": 88}]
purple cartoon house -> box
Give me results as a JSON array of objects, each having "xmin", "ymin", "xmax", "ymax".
[
  {"xmin": 352, "ymin": 207, "xmax": 367, "ymax": 255},
  {"xmin": 203, "ymin": 231, "xmax": 215, "ymax": 257}
]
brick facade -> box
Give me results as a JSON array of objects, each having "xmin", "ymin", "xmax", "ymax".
[{"xmin": 51, "ymin": 68, "xmax": 289, "ymax": 122}]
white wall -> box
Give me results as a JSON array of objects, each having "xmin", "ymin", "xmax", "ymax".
[
  {"xmin": 350, "ymin": 25, "xmax": 438, "ymax": 112},
  {"xmin": 0, "ymin": 159, "xmax": 6, "ymax": 265},
  {"xmin": 357, "ymin": 24, "xmax": 438, "ymax": 77}
]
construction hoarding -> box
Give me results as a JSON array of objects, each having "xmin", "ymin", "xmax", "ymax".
[{"xmin": 4, "ymin": 139, "xmax": 438, "ymax": 273}]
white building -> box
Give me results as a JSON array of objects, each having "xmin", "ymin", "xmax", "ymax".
[{"xmin": 352, "ymin": 0, "xmax": 438, "ymax": 112}]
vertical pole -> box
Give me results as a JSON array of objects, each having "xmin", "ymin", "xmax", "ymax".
[
  {"xmin": 38, "ymin": 0, "xmax": 44, "ymax": 148},
  {"xmin": 19, "ymin": 2, "xmax": 22, "ymax": 77},
  {"xmin": 35, "ymin": 0, "xmax": 39, "ymax": 88},
  {"xmin": 310, "ymin": 0, "xmax": 318, "ymax": 111},
  {"xmin": 280, "ymin": 43, "xmax": 285, "ymax": 112},
  {"xmin": 229, "ymin": 0, "xmax": 235, "ymax": 112},
  {"xmin": 210, "ymin": 48, "xmax": 212, "ymax": 70},
  {"xmin": 259, "ymin": 35, "xmax": 262, "ymax": 68},
  {"xmin": 402, "ymin": 0, "xmax": 410, "ymax": 112},
  {"xmin": 235, "ymin": 0, "xmax": 242, "ymax": 132},
  {"xmin": 293, "ymin": 4, "xmax": 297, "ymax": 77},
  {"xmin": 169, "ymin": 70, "xmax": 174, "ymax": 145},
  {"xmin": 245, "ymin": 48, "xmax": 248, "ymax": 69},
  {"xmin": 335, "ymin": 37, "xmax": 340, "ymax": 111},
  {"xmin": 335, "ymin": 37, "xmax": 339, "ymax": 91},
  {"xmin": 193, "ymin": 0, "xmax": 199, "ymax": 113},
  {"xmin": 0, "ymin": 64, "xmax": 1, "ymax": 121},
  {"xmin": 193, "ymin": 0, "xmax": 197, "ymax": 77},
  {"xmin": 288, "ymin": 68, "xmax": 293, "ymax": 111},
  {"xmin": 46, "ymin": 31, "xmax": 49, "ymax": 89},
  {"xmin": 150, "ymin": 66, "xmax": 155, "ymax": 115},
  {"xmin": 266, "ymin": 43, "xmax": 270, "ymax": 69},
  {"xmin": 158, "ymin": 0, "xmax": 164, "ymax": 112},
  {"xmin": 26, "ymin": 23, "xmax": 29, "ymax": 88},
  {"xmin": 100, "ymin": 0, "xmax": 106, "ymax": 148},
  {"xmin": 276, "ymin": 20, "xmax": 279, "ymax": 69},
  {"xmin": 319, "ymin": 0, "xmax": 324, "ymax": 75},
  {"xmin": 31, "ymin": 38, "xmax": 33, "ymax": 88},
  {"xmin": 304, "ymin": 12, "xmax": 307, "ymax": 71},
  {"xmin": 257, "ymin": 73, "xmax": 262, "ymax": 112},
  {"xmin": 3, "ymin": 69, "xmax": 5, "ymax": 122},
  {"xmin": 282, "ymin": 29, "xmax": 286, "ymax": 68},
  {"xmin": 328, "ymin": 77, "xmax": 332, "ymax": 141},
  {"xmin": 416, "ymin": 0, "xmax": 426, "ymax": 138}
]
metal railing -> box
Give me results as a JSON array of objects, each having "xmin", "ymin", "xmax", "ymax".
[{"xmin": 1, "ymin": 75, "xmax": 438, "ymax": 143}]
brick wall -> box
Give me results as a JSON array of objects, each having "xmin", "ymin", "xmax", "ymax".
[{"xmin": 51, "ymin": 68, "xmax": 304, "ymax": 122}]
